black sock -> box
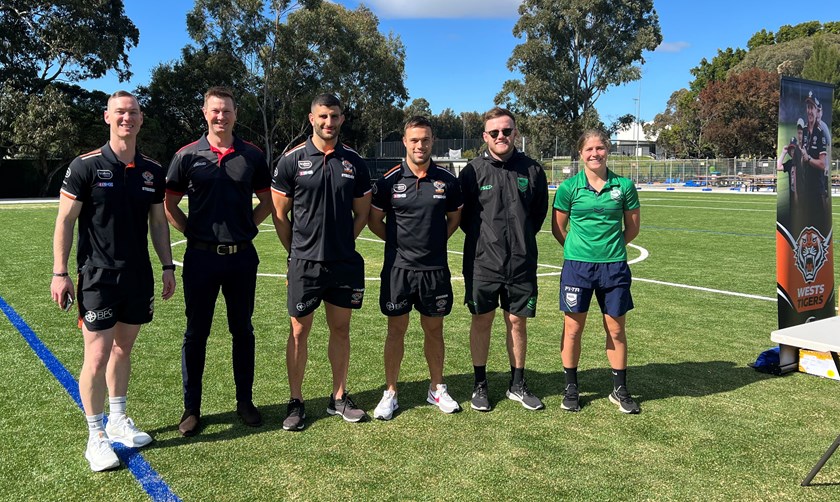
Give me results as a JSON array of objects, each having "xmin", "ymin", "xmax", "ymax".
[
  {"xmin": 512, "ymin": 367, "xmax": 524, "ymax": 386},
  {"xmin": 612, "ymin": 368, "xmax": 627, "ymax": 390},
  {"xmin": 564, "ymin": 367, "xmax": 578, "ymax": 387},
  {"xmin": 474, "ymin": 365, "xmax": 487, "ymax": 384}
]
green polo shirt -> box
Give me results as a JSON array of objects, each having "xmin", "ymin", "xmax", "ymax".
[{"xmin": 553, "ymin": 169, "xmax": 639, "ymax": 263}]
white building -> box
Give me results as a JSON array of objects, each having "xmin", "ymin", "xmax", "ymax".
[{"xmin": 612, "ymin": 122, "xmax": 658, "ymax": 157}]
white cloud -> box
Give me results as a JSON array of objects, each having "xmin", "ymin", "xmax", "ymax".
[
  {"xmin": 360, "ymin": 0, "xmax": 522, "ymax": 19},
  {"xmin": 655, "ymin": 41, "xmax": 690, "ymax": 53}
]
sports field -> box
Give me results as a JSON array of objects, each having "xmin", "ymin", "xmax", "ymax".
[{"xmin": 1, "ymin": 190, "xmax": 839, "ymax": 501}]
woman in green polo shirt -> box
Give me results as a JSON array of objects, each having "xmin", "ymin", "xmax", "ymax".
[{"xmin": 551, "ymin": 129, "xmax": 641, "ymax": 414}]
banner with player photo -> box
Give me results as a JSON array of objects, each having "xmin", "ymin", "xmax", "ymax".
[{"xmin": 776, "ymin": 76, "xmax": 834, "ymax": 329}]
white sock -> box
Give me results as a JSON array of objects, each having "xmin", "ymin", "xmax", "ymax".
[
  {"xmin": 86, "ymin": 413, "xmax": 105, "ymax": 437},
  {"xmin": 109, "ymin": 396, "xmax": 127, "ymax": 422}
]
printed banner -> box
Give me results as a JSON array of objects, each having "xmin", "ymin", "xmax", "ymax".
[{"xmin": 776, "ymin": 76, "xmax": 835, "ymax": 329}]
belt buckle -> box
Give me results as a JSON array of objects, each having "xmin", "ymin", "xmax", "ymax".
[{"xmin": 216, "ymin": 244, "xmax": 228, "ymax": 255}]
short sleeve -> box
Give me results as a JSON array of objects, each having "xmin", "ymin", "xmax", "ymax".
[
  {"xmin": 553, "ymin": 182, "xmax": 572, "ymax": 212},
  {"xmin": 353, "ymin": 158, "xmax": 372, "ymax": 198},
  {"xmin": 251, "ymin": 150, "xmax": 271, "ymax": 193},
  {"xmin": 165, "ymin": 152, "xmax": 188, "ymax": 194},
  {"xmin": 271, "ymin": 155, "xmax": 295, "ymax": 197},
  {"xmin": 61, "ymin": 157, "xmax": 92, "ymax": 201},
  {"xmin": 446, "ymin": 177, "xmax": 463, "ymax": 212},
  {"xmin": 623, "ymin": 181, "xmax": 640, "ymax": 210},
  {"xmin": 371, "ymin": 177, "xmax": 391, "ymax": 211}
]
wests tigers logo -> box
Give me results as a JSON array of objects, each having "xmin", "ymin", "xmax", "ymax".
[{"xmin": 794, "ymin": 226, "xmax": 829, "ymax": 283}]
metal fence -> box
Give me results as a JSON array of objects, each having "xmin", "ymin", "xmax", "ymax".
[{"xmin": 376, "ymin": 139, "xmax": 482, "ymax": 158}]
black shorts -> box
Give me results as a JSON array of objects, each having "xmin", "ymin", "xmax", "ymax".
[
  {"xmin": 77, "ymin": 264, "xmax": 154, "ymax": 331},
  {"xmin": 559, "ymin": 260, "xmax": 634, "ymax": 317},
  {"xmin": 463, "ymin": 276, "xmax": 538, "ymax": 317},
  {"xmin": 380, "ymin": 266, "xmax": 453, "ymax": 317},
  {"xmin": 286, "ymin": 255, "xmax": 365, "ymax": 317}
]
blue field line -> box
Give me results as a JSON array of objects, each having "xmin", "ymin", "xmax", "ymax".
[{"xmin": 0, "ymin": 295, "xmax": 181, "ymax": 502}]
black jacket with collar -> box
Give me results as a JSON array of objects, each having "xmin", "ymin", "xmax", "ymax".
[{"xmin": 458, "ymin": 149, "xmax": 548, "ymax": 283}]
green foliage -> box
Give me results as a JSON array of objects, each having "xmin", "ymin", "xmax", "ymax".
[
  {"xmin": 776, "ymin": 21, "xmax": 822, "ymax": 43},
  {"xmin": 689, "ymin": 48, "xmax": 747, "ymax": 94},
  {"xmin": 0, "ymin": 0, "xmax": 138, "ymax": 88},
  {"xmin": 497, "ymin": 0, "xmax": 661, "ymax": 142},
  {"xmin": 747, "ymin": 29, "xmax": 775, "ymax": 50}
]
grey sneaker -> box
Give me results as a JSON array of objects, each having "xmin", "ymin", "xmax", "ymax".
[
  {"xmin": 470, "ymin": 381, "xmax": 491, "ymax": 412},
  {"xmin": 506, "ymin": 380, "xmax": 544, "ymax": 410},
  {"xmin": 561, "ymin": 383, "xmax": 581, "ymax": 412},
  {"xmin": 282, "ymin": 399, "xmax": 306, "ymax": 431},
  {"xmin": 609, "ymin": 386, "xmax": 640, "ymax": 414},
  {"xmin": 327, "ymin": 393, "xmax": 368, "ymax": 423}
]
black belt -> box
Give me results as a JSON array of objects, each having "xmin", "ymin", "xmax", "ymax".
[{"xmin": 187, "ymin": 240, "xmax": 253, "ymax": 255}]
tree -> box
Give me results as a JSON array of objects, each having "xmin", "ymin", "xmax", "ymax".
[
  {"xmin": 0, "ymin": 0, "xmax": 138, "ymax": 89},
  {"xmin": 496, "ymin": 0, "xmax": 661, "ymax": 146},
  {"xmin": 747, "ymin": 29, "xmax": 775, "ymax": 50},
  {"xmin": 648, "ymin": 88, "xmax": 711, "ymax": 158},
  {"xmin": 776, "ymin": 21, "xmax": 822, "ymax": 44},
  {"xmin": 404, "ymin": 98, "xmax": 433, "ymax": 119},
  {"xmin": 698, "ymin": 68, "xmax": 779, "ymax": 158},
  {"xmin": 184, "ymin": 0, "xmax": 406, "ymax": 161},
  {"xmin": 137, "ymin": 46, "xmax": 251, "ymax": 161},
  {"xmin": 689, "ymin": 48, "xmax": 747, "ymax": 93}
]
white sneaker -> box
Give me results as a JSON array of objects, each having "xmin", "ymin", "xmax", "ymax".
[
  {"xmin": 373, "ymin": 390, "xmax": 399, "ymax": 420},
  {"xmin": 85, "ymin": 432, "xmax": 120, "ymax": 472},
  {"xmin": 105, "ymin": 416, "xmax": 153, "ymax": 448},
  {"xmin": 427, "ymin": 384, "xmax": 460, "ymax": 414}
]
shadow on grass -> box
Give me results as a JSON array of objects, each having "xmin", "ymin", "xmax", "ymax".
[{"xmin": 144, "ymin": 359, "xmax": 770, "ymax": 448}]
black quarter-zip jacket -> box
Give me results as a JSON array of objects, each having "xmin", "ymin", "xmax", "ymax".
[{"xmin": 459, "ymin": 148, "xmax": 548, "ymax": 283}]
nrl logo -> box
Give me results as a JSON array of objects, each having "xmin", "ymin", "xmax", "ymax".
[
  {"xmin": 298, "ymin": 160, "xmax": 312, "ymax": 169},
  {"xmin": 794, "ymin": 226, "xmax": 830, "ymax": 283}
]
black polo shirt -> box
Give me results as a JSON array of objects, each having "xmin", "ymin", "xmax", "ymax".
[
  {"xmin": 272, "ymin": 137, "xmax": 371, "ymax": 261},
  {"xmin": 60, "ymin": 143, "xmax": 165, "ymax": 270},
  {"xmin": 371, "ymin": 161, "xmax": 462, "ymax": 270},
  {"xmin": 166, "ymin": 134, "xmax": 271, "ymax": 243}
]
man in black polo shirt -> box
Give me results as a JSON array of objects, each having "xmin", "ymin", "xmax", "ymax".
[
  {"xmin": 368, "ymin": 116, "xmax": 463, "ymax": 421},
  {"xmin": 459, "ymin": 107, "xmax": 548, "ymax": 412},
  {"xmin": 165, "ymin": 87, "xmax": 273, "ymax": 436},
  {"xmin": 272, "ymin": 93, "xmax": 372, "ymax": 430},
  {"xmin": 51, "ymin": 91, "xmax": 176, "ymax": 471}
]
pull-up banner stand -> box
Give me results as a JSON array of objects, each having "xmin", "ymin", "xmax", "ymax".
[{"xmin": 775, "ymin": 76, "xmax": 835, "ymax": 375}]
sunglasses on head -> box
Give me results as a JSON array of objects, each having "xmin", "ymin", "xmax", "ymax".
[{"xmin": 485, "ymin": 128, "xmax": 513, "ymax": 139}]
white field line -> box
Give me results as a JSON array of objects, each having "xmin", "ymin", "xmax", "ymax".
[{"xmin": 174, "ymin": 231, "xmax": 773, "ymax": 302}]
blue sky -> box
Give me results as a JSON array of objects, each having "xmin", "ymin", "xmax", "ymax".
[{"xmin": 82, "ymin": 0, "xmax": 840, "ymax": 125}]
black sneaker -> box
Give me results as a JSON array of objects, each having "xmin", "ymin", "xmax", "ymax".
[
  {"xmin": 470, "ymin": 381, "xmax": 491, "ymax": 412},
  {"xmin": 506, "ymin": 380, "xmax": 544, "ymax": 410},
  {"xmin": 561, "ymin": 384, "xmax": 581, "ymax": 412},
  {"xmin": 236, "ymin": 401, "xmax": 263, "ymax": 427},
  {"xmin": 609, "ymin": 386, "xmax": 640, "ymax": 414},
  {"xmin": 282, "ymin": 399, "xmax": 306, "ymax": 431},
  {"xmin": 327, "ymin": 393, "xmax": 368, "ymax": 423}
]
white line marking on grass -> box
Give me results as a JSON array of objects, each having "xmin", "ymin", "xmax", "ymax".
[
  {"xmin": 643, "ymin": 204, "xmax": 775, "ymax": 213},
  {"xmin": 173, "ymin": 231, "xmax": 772, "ymax": 302}
]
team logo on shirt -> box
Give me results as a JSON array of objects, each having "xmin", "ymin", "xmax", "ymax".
[
  {"xmin": 611, "ymin": 188, "xmax": 622, "ymax": 202},
  {"xmin": 96, "ymin": 170, "xmax": 113, "ymax": 180},
  {"xmin": 65, "ymin": 168, "xmax": 71, "ymax": 178},
  {"xmin": 517, "ymin": 177, "xmax": 528, "ymax": 192},
  {"xmin": 794, "ymin": 226, "xmax": 830, "ymax": 283},
  {"xmin": 433, "ymin": 181, "xmax": 446, "ymax": 193},
  {"xmin": 142, "ymin": 171, "xmax": 155, "ymax": 186},
  {"xmin": 341, "ymin": 160, "xmax": 355, "ymax": 179}
]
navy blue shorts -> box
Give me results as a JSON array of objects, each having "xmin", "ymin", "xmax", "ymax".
[
  {"xmin": 380, "ymin": 266, "xmax": 453, "ymax": 317},
  {"xmin": 559, "ymin": 260, "xmax": 633, "ymax": 317},
  {"xmin": 286, "ymin": 255, "xmax": 365, "ymax": 317}
]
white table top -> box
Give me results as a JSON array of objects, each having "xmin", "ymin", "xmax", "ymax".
[{"xmin": 771, "ymin": 316, "xmax": 840, "ymax": 353}]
